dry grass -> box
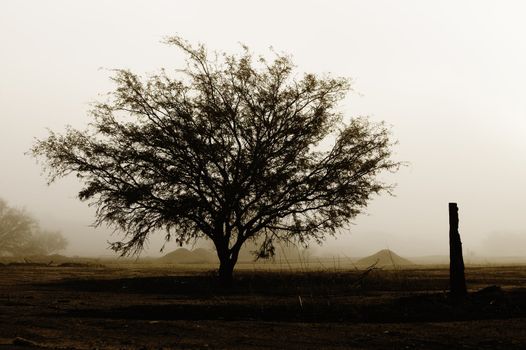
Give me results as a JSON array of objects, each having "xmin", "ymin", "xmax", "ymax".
[{"xmin": 2, "ymin": 263, "xmax": 526, "ymax": 349}]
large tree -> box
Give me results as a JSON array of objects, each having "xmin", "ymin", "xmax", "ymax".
[{"xmin": 32, "ymin": 37, "xmax": 400, "ymax": 284}]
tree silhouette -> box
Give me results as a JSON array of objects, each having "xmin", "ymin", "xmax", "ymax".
[{"xmin": 32, "ymin": 37, "xmax": 400, "ymax": 284}]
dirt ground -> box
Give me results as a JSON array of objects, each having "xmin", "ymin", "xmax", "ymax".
[{"xmin": 1, "ymin": 264, "xmax": 526, "ymax": 349}]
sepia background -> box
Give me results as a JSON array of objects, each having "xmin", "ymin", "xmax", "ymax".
[{"xmin": 1, "ymin": 0, "xmax": 525, "ymax": 258}]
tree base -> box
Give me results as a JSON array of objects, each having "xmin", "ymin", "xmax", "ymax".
[{"xmin": 218, "ymin": 263, "xmax": 234, "ymax": 287}]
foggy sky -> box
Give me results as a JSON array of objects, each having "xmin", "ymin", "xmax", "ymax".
[{"xmin": 1, "ymin": 0, "xmax": 525, "ymax": 258}]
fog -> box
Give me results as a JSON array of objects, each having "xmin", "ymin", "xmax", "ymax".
[{"xmin": 1, "ymin": 0, "xmax": 525, "ymax": 258}]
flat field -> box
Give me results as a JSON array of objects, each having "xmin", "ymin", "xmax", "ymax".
[{"xmin": 1, "ymin": 263, "xmax": 526, "ymax": 349}]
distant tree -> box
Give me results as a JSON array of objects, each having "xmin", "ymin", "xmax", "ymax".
[
  {"xmin": 0, "ymin": 198, "xmax": 67, "ymax": 256},
  {"xmin": 0, "ymin": 198, "xmax": 34, "ymax": 256},
  {"xmin": 31, "ymin": 37, "xmax": 401, "ymax": 284},
  {"xmin": 17, "ymin": 230, "xmax": 68, "ymax": 256}
]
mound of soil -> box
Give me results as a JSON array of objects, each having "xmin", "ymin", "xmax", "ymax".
[
  {"xmin": 355, "ymin": 249, "xmax": 414, "ymax": 267},
  {"xmin": 159, "ymin": 248, "xmax": 217, "ymax": 264}
]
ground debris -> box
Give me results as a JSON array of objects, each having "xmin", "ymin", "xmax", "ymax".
[
  {"xmin": 12, "ymin": 337, "xmax": 42, "ymax": 348},
  {"xmin": 474, "ymin": 285, "xmax": 503, "ymax": 295}
]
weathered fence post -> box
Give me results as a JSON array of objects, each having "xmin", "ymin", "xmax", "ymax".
[{"xmin": 449, "ymin": 202, "xmax": 467, "ymax": 298}]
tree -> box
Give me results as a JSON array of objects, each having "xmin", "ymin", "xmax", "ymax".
[
  {"xmin": 0, "ymin": 198, "xmax": 34, "ymax": 256},
  {"xmin": 31, "ymin": 37, "xmax": 401, "ymax": 284},
  {"xmin": 0, "ymin": 198, "xmax": 68, "ymax": 256},
  {"xmin": 17, "ymin": 230, "xmax": 68, "ymax": 256}
]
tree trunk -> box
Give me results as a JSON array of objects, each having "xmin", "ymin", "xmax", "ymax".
[
  {"xmin": 449, "ymin": 202, "xmax": 467, "ymax": 298},
  {"xmin": 213, "ymin": 229, "xmax": 243, "ymax": 287},
  {"xmin": 218, "ymin": 258, "xmax": 234, "ymax": 287}
]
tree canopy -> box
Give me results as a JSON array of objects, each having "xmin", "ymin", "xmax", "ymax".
[
  {"xmin": 0, "ymin": 198, "xmax": 67, "ymax": 257},
  {"xmin": 32, "ymin": 37, "xmax": 400, "ymax": 283}
]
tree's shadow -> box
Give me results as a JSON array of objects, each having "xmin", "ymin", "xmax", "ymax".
[
  {"xmin": 37, "ymin": 274, "xmax": 526, "ymax": 323},
  {"xmin": 45, "ymin": 275, "xmax": 223, "ymax": 296},
  {"xmin": 40, "ymin": 270, "xmax": 420, "ymax": 296},
  {"xmin": 47, "ymin": 290, "xmax": 526, "ymax": 323}
]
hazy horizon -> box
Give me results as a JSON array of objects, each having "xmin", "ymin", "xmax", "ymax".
[{"xmin": 2, "ymin": 0, "xmax": 526, "ymax": 258}]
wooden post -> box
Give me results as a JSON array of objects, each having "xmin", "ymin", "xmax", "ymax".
[{"xmin": 449, "ymin": 202, "xmax": 467, "ymax": 298}]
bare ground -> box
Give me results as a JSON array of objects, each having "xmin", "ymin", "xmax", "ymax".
[{"xmin": 1, "ymin": 264, "xmax": 526, "ymax": 349}]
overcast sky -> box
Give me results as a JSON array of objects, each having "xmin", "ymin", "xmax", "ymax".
[{"xmin": 1, "ymin": 0, "xmax": 526, "ymax": 258}]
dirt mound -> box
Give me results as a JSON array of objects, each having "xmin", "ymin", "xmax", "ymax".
[
  {"xmin": 192, "ymin": 248, "xmax": 218, "ymax": 262},
  {"xmin": 159, "ymin": 248, "xmax": 217, "ymax": 264},
  {"xmin": 355, "ymin": 249, "xmax": 414, "ymax": 267}
]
